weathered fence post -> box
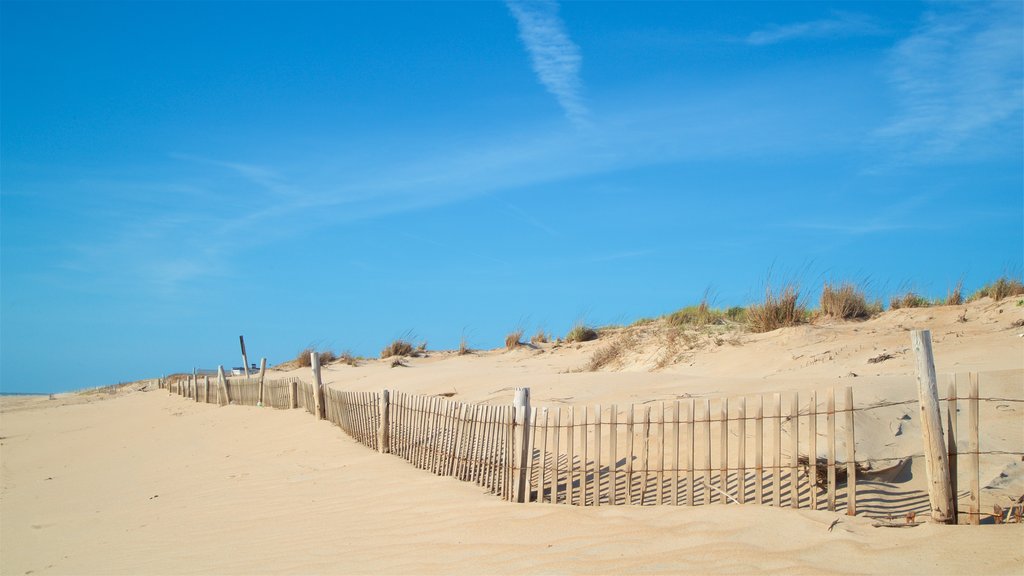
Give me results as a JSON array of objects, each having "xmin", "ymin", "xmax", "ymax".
[
  {"xmin": 258, "ymin": 358, "xmax": 267, "ymax": 406},
  {"xmin": 289, "ymin": 380, "xmax": 298, "ymax": 409},
  {"xmin": 379, "ymin": 389, "xmax": 391, "ymax": 453},
  {"xmin": 217, "ymin": 365, "xmax": 230, "ymax": 406},
  {"xmin": 513, "ymin": 387, "xmax": 531, "ymax": 503},
  {"xmin": 204, "ymin": 375, "xmax": 211, "ymax": 404},
  {"xmin": 911, "ymin": 329, "xmax": 956, "ymax": 523},
  {"xmin": 310, "ymin": 352, "xmax": 325, "ymax": 420}
]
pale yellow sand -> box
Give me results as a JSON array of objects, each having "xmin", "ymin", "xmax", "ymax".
[{"xmin": 2, "ymin": 298, "xmax": 1023, "ymax": 575}]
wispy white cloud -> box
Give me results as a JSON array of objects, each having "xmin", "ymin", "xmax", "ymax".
[
  {"xmin": 506, "ymin": 0, "xmax": 589, "ymax": 127},
  {"xmin": 746, "ymin": 12, "xmax": 883, "ymax": 45},
  {"xmin": 875, "ymin": 2, "xmax": 1023, "ymax": 160}
]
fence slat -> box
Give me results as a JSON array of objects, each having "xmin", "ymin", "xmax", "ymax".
[
  {"xmin": 687, "ymin": 398, "xmax": 695, "ymax": 507},
  {"xmin": 672, "ymin": 400, "xmax": 681, "ymax": 506},
  {"xmin": 719, "ymin": 398, "xmax": 728, "ymax": 504},
  {"xmin": 594, "ymin": 405, "xmax": 603, "ymax": 506},
  {"xmin": 580, "ymin": 406, "xmax": 589, "ymax": 506},
  {"xmin": 947, "ymin": 373, "xmax": 959, "ymax": 523},
  {"xmin": 703, "ymin": 398, "xmax": 712, "ymax": 506},
  {"xmin": 755, "ymin": 395, "xmax": 764, "ymax": 505},
  {"xmin": 968, "ymin": 374, "xmax": 980, "ymax": 525},
  {"xmin": 609, "ymin": 405, "xmax": 618, "ymax": 506},
  {"xmin": 790, "ymin": 392, "xmax": 800, "ymax": 509},
  {"xmin": 551, "ymin": 408, "xmax": 561, "ymax": 503},
  {"xmin": 657, "ymin": 402, "xmax": 665, "ymax": 505},
  {"xmin": 738, "ymin": 397, "xmax": 746, "ymax": 505},
  {"xmin": 827, "ymin": 388, "xmax": 836, "ymax": 512},
  {"xmin": 845, "ymin": 386, "xmax": 856, "ymax": 516},
  {"xmin": 626, "ymin": 406, "xmax": 635, "ymax": 505},
  {"xmin": 808, "ymin": 390, "xmax": 817, "ymax": 511},
  {"xmin": 567, "ymin": 407, "xmax": 575, "ymax": 506}
]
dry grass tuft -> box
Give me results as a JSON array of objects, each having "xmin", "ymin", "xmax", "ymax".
[
  {"xmin": 565, "ymin": 323, "xmax": 598, "ymax": 343},
  {"xmin": 505, "ymin": 329, "xmax": 523, "ymax": 350},
  {"xmin": 380, "ymin": 339, "xmax": 414, "ymax": 359},
  {"xmin": 458, "ymin": 335, "xmax": 472, "ymax": 355},
  {"xmin": 889, "ymin": 292, "xmax": 929, "ymax": 310},
  {"xmin": 820, "ymin": 282, "xmax": 878, "ymax": 320},
  {"xmin": 530, "ymin": 329, "xmax": 549, "ymax": 344},
  {"xmin": 747, "ymin": 285, "xmax": 806, "ymax": 333}
]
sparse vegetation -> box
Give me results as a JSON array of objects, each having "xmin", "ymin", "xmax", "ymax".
[
  {"xmin": 380, "ymin": 339, "xmax": 414, "ymax": 358},
  {"xmin": 586, "ymin": 334, "xmax": 635, "ymax": 371},
  {"xmin": 970, "ymin": 276, "xmax": 1024, "ymax": 302},
  {"xmin": 505, "ymin": 329, "xmax": 523, "ymax": 350},
  {"xmin": 458, "ymin": 335, "xmax": 472, "ymax": 355},
  {"xmin": 820, "ymin": 282, "xmax": 878, "ymax": 320},
  {"xmin": 890, "ymin": 292, "xmax": 929, "ymax": 310},
  {"xmin": 747, "ymin": 285, "xmax": 806, "ymax": 333},
  {"xmin": 339, "ymin": 351, "xmax": 358, "ymax": 367},
  {"xmin": 565, "ymin": 322, "xmax": 598, "ymax": 343},
  {"xmin": 945, "ymin": 280, "xmax": 964, "ymax": 306},
  {"xmin": 530, "ymin": 329, "xmax": 549, "ymax": 344}
]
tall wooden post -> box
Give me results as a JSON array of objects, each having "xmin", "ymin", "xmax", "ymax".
[
  {"xmin": 310, "ymin": 352, "xmax": 325, "ymax": 420},
  {"xmin": 379, "ymin": 389, "xmax": 391, "ymax": 453},
  {"xmin": 258, "ymin": 358, "xmax": 267, "ymax": 406},
  {"xmin": 239, "ymin": 335, "xmax": 250, "ymax": 378},
  {"xmin": 911, "ymin": 329, "xmax": 955, "ymax": 523},
  {"xmin": 513, "ymin": 387, "xmax": 531, "ymax": 503},
  {"xmin": 204, "ymin": 375, "xmax": 211, "ymax": 404},
  {"xmin": 289, "ymin": 380, "xmax": 298, "ymax": 409}
]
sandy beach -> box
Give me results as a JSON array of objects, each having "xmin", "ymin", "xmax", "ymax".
[{"xmin": 2, "ymin": 298, "xmax": 1023, "ymax": 575}]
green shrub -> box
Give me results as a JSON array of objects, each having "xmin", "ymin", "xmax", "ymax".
[{"xmin": 565, "ymin": 323, "xmax": 598, "ymax": 343}]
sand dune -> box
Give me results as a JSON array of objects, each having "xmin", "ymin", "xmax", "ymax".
[{"xmin": 2, "ymin": 298, "xmax": 1022, "ymax": 574}]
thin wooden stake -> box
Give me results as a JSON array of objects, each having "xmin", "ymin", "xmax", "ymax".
[
  {"xmin": 641, "ymin": 405, "xmax": 651, "ymax": 505},
  {"xmin": 580, "ymin": 406, "xmax": 589, "ymax": 506},
  {"xmin": 773, "ymin": 393, "xmax": 782, "ymax": 508},
  {"xmin": 657, "ymin": 402, "xmax": 665, "ymax": 505},
  {"xmin": 566, "ymin": 407, "xmax": 575, "ymax": 505},
  {"xmin": 687, "ymin": 398, "xmax": 695, "ymax": 507},
  {"xmin": 551, "ymin": 408, "xmax": 561, "ymax": 503}
]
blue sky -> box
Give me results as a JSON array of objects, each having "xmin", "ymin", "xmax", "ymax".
[{"xmin": 2, "ymin": 1, "xmax": 1022, "ymax": 393}]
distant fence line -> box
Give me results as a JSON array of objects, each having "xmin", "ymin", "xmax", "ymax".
[{"xmin": 162, "ymin": 341, "xmax": 1023, "ymax": 525}]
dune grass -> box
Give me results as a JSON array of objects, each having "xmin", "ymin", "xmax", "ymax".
[
  {"xmin": 295, "ymin": 347, "xmax": 337, "ymax": 367},
  {"xmin": 970, "ymin": 276, "xmax": 1024, "ymax": 302},
  {"xmin": 747, "ymin": 285, "xmax": 806, "ymax": 333},
  {"xmin": 565, "ymin": 322, "xmax": 599, "ymax": 343},
  {"xmin": 820, "ymin": 282, "xmax": 879, "ymax": 319},
  {"xmin": 505, "ymin": 329, "xmax": 524, "ymax": 350},
  {"xmin": 889, "ymin": 291, "xmax": 929, "ymax": 310},
  {"xmin": 380, "ymin": 339, "xmax": 414, "ymax": 358}
]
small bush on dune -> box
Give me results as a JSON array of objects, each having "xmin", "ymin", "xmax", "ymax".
[
  {"xmin": 380, "ymin": 339, "xmax": 414, "ymax": 358},
  {"xmin": 747, "ymin": 285, "xmax": 806, "ymax": 333},
  {"xmin": 565, "ymin": 323, "xmax": 598, "ymax": 343},
  {"xmin": 970, "ymin": 276, "xmax": 1024, "ymax": 302},
  {"xmin": 505, "ymin": 329, "xmax": 523, "ymax": 350},
  {"xmin": 318, "ymin": 350, "xmax": 338, "ymax": 365},
  {"xmin": 820, "ymin": 282, "xmax": 877, "ymax": 320},
  {"xmin": 339, "ymin": 351, "xmax": 358, "ymax": 367},
  {"xmin": 530, "ymin": 329, "xmax": 549, "ymax": 344},
  {"xmin": 458, "ymin": 336, "xmax": 472, "ymax": 355}
]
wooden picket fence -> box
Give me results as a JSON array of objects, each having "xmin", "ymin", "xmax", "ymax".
[{"xmin": 161, "ymin": 362, "xmax": 1022, "ymax": 524}]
